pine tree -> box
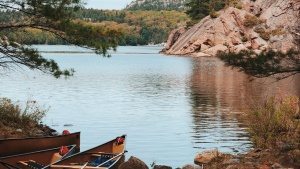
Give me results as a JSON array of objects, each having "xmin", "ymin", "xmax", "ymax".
[{"xmin": 0, "ymin": 0, "xmax": 124, "ymax": 77}]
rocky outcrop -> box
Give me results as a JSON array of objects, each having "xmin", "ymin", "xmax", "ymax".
[
  {"xmin": 162, "ymin": 0, "xmax": 300, "ymax": 56},
  {"xmin": 165, "ymin": 27, "xmax": 186, "ymax": 50},
  {"xmin": 118, "ymin": 156, "xmax": 149, "ymax": 169},
  {"xmin": 193, "ymin": 149, "xmax": 300, "ymax": 169}
]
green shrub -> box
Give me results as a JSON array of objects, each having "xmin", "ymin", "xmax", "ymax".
[
  {"xmin": 235, "ymin": 4, "xmax": 242, "ymax": 9},
  {"xmin": 209, "ymin": 9, "xmax": 218, "ymax": 18},
  {"xmin": 235, "ymin": 2, "xmax": 243, "ymax": 9},
  {"xmin": 208, "ymin": 40, "xmax": 215, "ymax": 47},
  {"xmin": 0, "ymin": 98, "xmax": 47, "ymax": 126},
  {"xmin": 241, "ymin": 36, "xmax": 248, "ymax": 42},
  {"xmin": 248, "ymin": 94, "xmax": 300, "ymax": 150},
  {"xmin": 186, "ymin": 20, "xmax": 200, "ymax": 28}
]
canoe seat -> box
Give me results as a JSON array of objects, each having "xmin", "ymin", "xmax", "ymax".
[
  {"xmin": 90, "ymin": 156, "xmax": 115, "ymax": 167},
  {"xmin": 18, "ymin": 160, "xmax": 45, "ymax": 169},
  {"xmin": 91, "ymin": 154, "xmax": 116, "ymax": 158},
  {"xmin": 68, "ymin": 157, "xmax": 115, "ymax": 167}
]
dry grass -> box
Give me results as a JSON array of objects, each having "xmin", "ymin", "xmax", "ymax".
[
  {"xmin": 247, "ymin": 92, "xmax": 300, "ymax": 150},
  {"xmin": 0, "ymin": 98, "xmax": 51, "ymax": 138},
  {"xmin": 243, "ymin": 14, "xmax": 266, "ymax": 28}
]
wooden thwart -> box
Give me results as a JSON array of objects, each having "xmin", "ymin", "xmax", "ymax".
[{"xmin": 18, "ymin": 160, "xmax": 45, "ymax": 169}]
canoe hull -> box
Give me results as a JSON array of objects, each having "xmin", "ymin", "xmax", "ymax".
[
  {"xmin": 50, "ymin": 135, "xmax": 127, "ymax": 169},
  {"xmin": 0, "ymin": 132, "xmax": 80, "ymax": 157},
  {"xmin": 0, "ymin": 145, "xmax": 76, "ymax": 169}
]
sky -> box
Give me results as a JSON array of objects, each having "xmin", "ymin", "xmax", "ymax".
[{"xmin": 85, "ymin": 0, "xmax": 134, "ymax": 10}]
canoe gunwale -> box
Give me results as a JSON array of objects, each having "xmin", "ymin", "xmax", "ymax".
[
  {"xmin": 50, "ymin": 134, "xmax": 127, "ymax": 169},
  {"xmin": 0, "ymin": 144, "xmax": 77, "ymax": 169},
  {"xmin": 0, "ymin": 132, "xmax": 81, "ymax": 141},
  {"xmin": 0, "ymin": 144, "xmax": 76, "ymax": 160},
  {"xmin": 0, "ymin": 132, "xmax": 81, "ymax": 157}
]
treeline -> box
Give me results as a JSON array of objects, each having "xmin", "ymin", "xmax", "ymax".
[
  {"xmin": 75, "ymin": 9, "xmax": 188, "ymax": 45},
  {"xmin": 1, "ymin": 9, "xmax": 187, "ymax": 46},
  {"xmin": 0, "ymin": 10, "xmax": 66, "ymax": 45},
  {"xmin": 126, "ymin": 0, "xmax": 187, "ymax": 11}
]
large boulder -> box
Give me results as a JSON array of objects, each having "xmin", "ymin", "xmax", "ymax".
[
  {"xmin": 194, "ymin": 150, "xmax": 223, "ymax": 165},
  {"xmin": 118, "ymin": 156, "xmax": 149, "ymax": 169}
]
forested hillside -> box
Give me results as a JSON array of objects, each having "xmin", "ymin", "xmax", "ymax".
[
  {"xmin": 2, "ymin": 9, "xmax": 188, "ymax": 46},
  {"xmin": 126, "ymin": 0, "xmax": 187, "ymax": 11}
]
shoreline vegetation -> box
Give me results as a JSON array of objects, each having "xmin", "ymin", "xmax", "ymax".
[{"xmin": 1, "ymin": 90, "xmax": 299, "ymax": 168}]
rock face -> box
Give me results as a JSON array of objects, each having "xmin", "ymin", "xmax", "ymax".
[
  {"xmin": 118, "ymin": 156, "xmax": 149, "ymax": 169},
  {"xmin": 162, "ymin": 0, "xmax": 300, "ymax": 56}
]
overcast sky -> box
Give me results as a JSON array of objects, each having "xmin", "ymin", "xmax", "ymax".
[{"xmin": 85, "ymin": 0, "xmax": 134, "ymax": 10}]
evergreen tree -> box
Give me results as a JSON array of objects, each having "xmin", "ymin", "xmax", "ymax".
[
  {"xmin": 0, "ymin": 0, "xmax": 124, "ymax": 78},
  {"xmin": 219, "ymin": 49, "xmax": 300, "ymax": 80},
  {"xmin": 185, "ymin": 0, "xmax": 225, "ymax": 21},
  {"xmin": 185, "ymin": 0, "xmax": 209, "ymax": 21}
]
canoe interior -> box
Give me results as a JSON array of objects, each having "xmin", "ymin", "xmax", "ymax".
[
  {"xmin": 50, "ymin": 135, "xmax": 126, "ymax": 169},
  {"xmin": 0, "ymin": 145, "xmax": 76, "ymax": 169},
  {"xmin": 0, "ymin": 132, "xmax": 81, "ymax": 157}
]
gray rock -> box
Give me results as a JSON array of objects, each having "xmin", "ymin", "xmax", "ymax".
[
  {"xmin": 52, "ymin": 132, "xmax": 59, "ymax": 136},
  {"xmin": 15, "ymin": 129, "xmax": 22, "ymax": 133},
  {"xmin": 118, "ymin": 156, "xmax": 149, "ymax": 169}
]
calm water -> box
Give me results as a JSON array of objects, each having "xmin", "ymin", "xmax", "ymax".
[{"xmin": 1, "ymin": 46, "xmax": 299, "ymax": 168}]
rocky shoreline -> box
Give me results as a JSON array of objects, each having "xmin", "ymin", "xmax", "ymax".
[
  {"xmin": 118, "ymin": 148, "xmax": 300, "ymax": 169},
  {"xmin": 0, "ymin": 121, "xmax": 56, "ymax": 139},
  {"xmin": 1, "ymin": 122, "xmax": 299, "ymax": 169}
]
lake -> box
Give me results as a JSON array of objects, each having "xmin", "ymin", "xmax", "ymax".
[{"xmin": 0, "ymin": 45, "xmax": 299, "ymax": 168}]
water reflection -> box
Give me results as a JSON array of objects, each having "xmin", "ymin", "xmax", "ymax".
[
  {"xmin": 188, "ymin": 56, "xmax": 300, "ymax": 153},
  {"xmin": 0, "ymin": 46, "xmax": 299, "ymax": 167}
]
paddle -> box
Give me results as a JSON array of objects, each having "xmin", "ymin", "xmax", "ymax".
[
  {"xmin": 96, "ymin": 150, "xmax": 128, "ymax": 167},
  {"xmin": 80, "ymin": 161, "xmax": 89, "ymax": 169}
]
